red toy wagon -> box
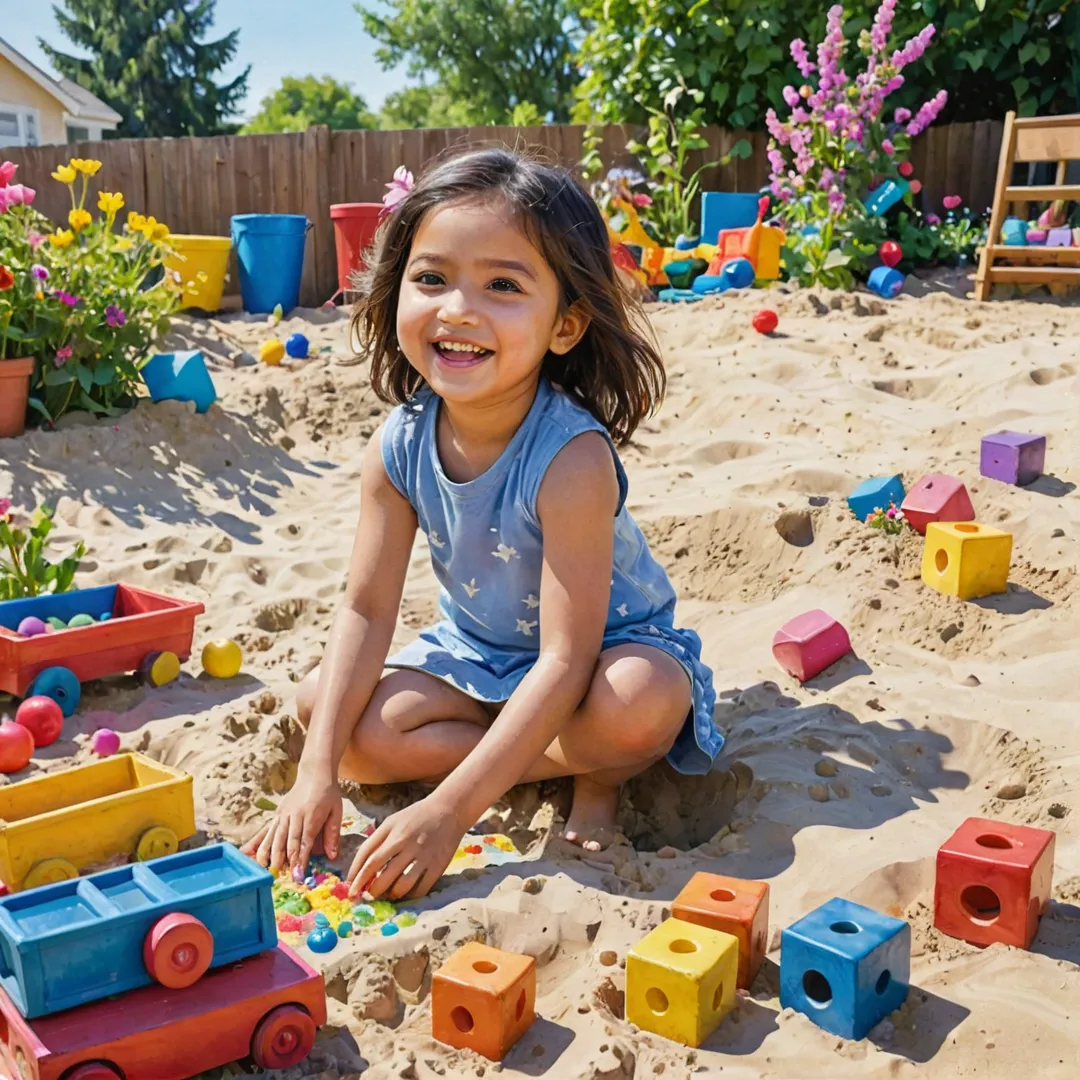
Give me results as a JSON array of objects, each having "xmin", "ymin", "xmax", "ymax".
[{"xmin": 0, "ymin": 584, "xmax": 204, "ymax": 716}]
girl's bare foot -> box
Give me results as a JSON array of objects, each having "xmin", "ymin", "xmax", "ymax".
[{"xmin": 561, "ymin": 773, "xmax": 621, "ymax": 852}]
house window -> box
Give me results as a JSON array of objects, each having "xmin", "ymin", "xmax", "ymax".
[
  {"xmin": 0, "ymin": 105, "xmax": 41, "ymax": 148},
  {"xmin": 67, "ymin": 124, "xmax": 89, "ymax": 143},
  {"xmin": 24, "ymin": 112, "xmax": 38, "ymax": 146},
  {"xmin": 0, "ymin": 111, "xmax": 18, "ymax": 139}
]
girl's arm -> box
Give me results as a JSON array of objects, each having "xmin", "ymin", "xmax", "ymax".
[
  {"xmin": 347, "ymin": 431, "xmax": 618, "ymax": 898},
  {"xmin": 244, "ymin": 425, "xmax": 417, "ymax": 873}
]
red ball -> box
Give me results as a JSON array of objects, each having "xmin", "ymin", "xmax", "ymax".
[
  {"xmin": 879, "ymin": 240, "xmax": 903, "ymax": 268},
  {"xmin": 752, "ymin": 309, "xmax": 779, "ymax": 335},
  {"xmin": 898, "ymin": 161, "xmax": 914, "ymax": 178},
  {"xmin": 0, "ymin": 721, "xmax": 34, "ymax": 773},
  {"xmin": 15, "ymin": 695, "xmax": 65, "ymax": 748}
]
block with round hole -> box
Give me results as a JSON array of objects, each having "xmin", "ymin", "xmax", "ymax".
[
  {"xmin": 625, "ymin": 916, "xmax": 739, "ymax": 1047},
  {"xmin": 671, "ymin": 872, "xmax": 769, "ymax": 990},
  {"xmin": 431, "ymin": 942, "xmax": 536, "ymax": 1059},
  {"xmin": 920, "ymin": 521, "xmax": 1011, "ymax": 600},
  {"xmin": 779, "ymin": 897, "xmax": 909, "ymax": 1040},
  {"xmin": 933, "ymin": 816, "xmax": 1055, "ymax": 949},
  {"xmin": 900, "ymin": 473, "xmax": 975, "ymax": 536}
]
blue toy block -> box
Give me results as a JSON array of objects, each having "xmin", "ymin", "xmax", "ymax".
[
  {"xmin": 865, "ymin": 180, "xmax": 909, "ymax": 216},
  {"xmin": 0, "ymin": 843, "xmax": 276, "ymax": 1019},
  {"xmin": 847, "ymin": 475, "xmax": 905, "ymax": 521},
  {"xmin": 780, "ymin": 898, "xmax": 910, "ymax": 1040},
  {"xmin": 140, "ymin": 350, "xmax": 216, "ymax": 413},
  {"xmin": 657, "ymin": 288, "xmax": 702, "ymax": 303},
  {"xmin": 867, "ymin": 265, "xmax": 905, "ymax": 299},
  {"xmin": 700, "ymin": 192, "xmax": 760, "ymax": 245}
]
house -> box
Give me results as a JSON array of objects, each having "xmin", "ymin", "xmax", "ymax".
[{"xmin": 0, "ymin": 35, "xmax": 121, "ymax": 148}]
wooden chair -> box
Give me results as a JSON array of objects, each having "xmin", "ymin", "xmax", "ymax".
[{"xmin": 974, "ymin": 111, "xmax": 1080, "ymax": 301}]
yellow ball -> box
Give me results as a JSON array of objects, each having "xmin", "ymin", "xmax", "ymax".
[
  {"xmin": 201, "ymin": 638, "xmax": 243, "ymax": 678},
  {"xmin": 260, "ymin": 339, "xmax": 285, "ymax": 366}
]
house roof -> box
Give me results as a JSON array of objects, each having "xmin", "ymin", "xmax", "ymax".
[{"xmin": 0, "ymin": 35, "xmax": 122, "ymax": 125}]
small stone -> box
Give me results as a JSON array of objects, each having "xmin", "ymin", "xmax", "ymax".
[
  {"xmin": 885, "ymin": 578, "xmax": 900, "ymax": 589},
  {"xmin": 995, "ymin": 774, "xmax": 1027, "ymax": 800},
  {"xmin": 808, "ymin": 783, "xmax": 830, "ymax": 802},
  {"xmin": 599, "ymin": 950, "xmax": 618, "ymax": 966},
  {"xmin": 869, "ymin": 598, "xmax": 882, "ymax": 610},
  {"xmin": 1051, "ymin": 528, "xmax": 1065, "ymax": 539},
  {"xmin": 814, "ymin": 759, "xmax": 837, "ymax": 778},
  {"xmin": 963, "ymin": 674, "xmax": 981, "ymax": 687},
  {"xmin": 432, "ymin": 925, "xmax": 450, "ymax": 941},
  {"xmin": 870, "ymin": 783, "xmax": 892, "ymax": 797},
  {"xmin": 657, "ymin": 845, "xmax": 678, "ymax": 859},
  {"xmin": 1048, "ymin": 803, "xmax": 1068, "ymax": 819},
  {"xmin": 940, "ymin": 623, "xmax": 961, "ymax": 644},
  {"xmin": 522, "ymin": 877, "xmax": 543, "ymax": 894}
]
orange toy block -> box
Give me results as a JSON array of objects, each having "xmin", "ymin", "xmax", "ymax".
[
  {"xmin": 671, "ymin": 872, "xmax": 769, "ymax": 989},
  {"xmin": 432, "ymin": 942, "xmax": 536, "ymax": 1059}
]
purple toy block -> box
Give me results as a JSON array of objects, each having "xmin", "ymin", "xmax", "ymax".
[
  {"xmin": 1046, "ymin": 227, "xmax": 1072, "ymax": 248},
  {"xmin": 980, "ymin": 431, "xmax": 1046, "ymax": 486}
]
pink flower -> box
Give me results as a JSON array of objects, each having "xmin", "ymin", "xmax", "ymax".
[
  {"xmin": 379, "ymin": 165, "xmax": 414, "ymax": 219},
  {"xmin": 28, "ymin": 231, "xmax": 44, "ymax": 250},
  {"xmin": 790, "ymin": 39, "xmax": 816, "ymax": 79},
  {"xmin": 871, "ymin": 0, "xmax": 897, "ymax": 54},
  {"xmin": 0, "ymin": 497, "xmax": 11, "ymax": 519},
  {"xmin": 909, "ymin": 178, "xmax": 923, "ymax": 195},
  {"xmin": 4, "ymin": 184, "xmax": 34, "ymax": 206},
  {"xmin": 926, "ymin": 213, "xmax": 941, "ymax": 225},
  {"xmin": 906, "ymin": 90, "xmax": 948, "ymax": 137},
  {"xmin": 631, "ymin": 192, "xmax": 653, "ymax": 208},
  {"xmin": 783, "ymin": 85, "xmax": 800, "ymax": 108},
  {"xmin": 898, "ymin": 161, "xmax": 914, "ymax": 178},
  {"xmin": 895, "ymin": 107, "xmax": 912, "ymax": 124},
  {"xmin": 0, "ymin": 162, "xmax": 15, "ymax": 186},
  {"xmin": 53, "ymin": 345, "xmax": 73, "ymax": 367},
  {"xmin": 943, "ymin": 194, "xmax": 962, "ymax": 210},
  {"xmin": 882, "ymin": 139, "xmax": 895, "ymax": 155},
  {"xmin": 0, "ymin": 189, "xmax": 7, "ymax": 215},
  {"xmin": 31, "ymin": 264, "xmax": 48, "ymax": 281},
  {"xmin": 53, "ymin": 290, "xmax": 81, "ymax": 307},
  {"xmin": 885, "ymin": 506, "xmax": 897, "ymax": 518}
]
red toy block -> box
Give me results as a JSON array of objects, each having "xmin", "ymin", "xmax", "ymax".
[
  {"xmin": 671, "ymin": 872, "xmax": 769, "ymax": 989},
  {"xmin": 900, "ymin": 474, "xmax": 975, "ymax": 535},
  {"xmin": 933, "ymin": 817, "xmax": 1055, "ymax": 949},
  {"xmin": 432, "ymin": 942, "xmax": 536, "ymax": 1059},
  {"xmin": 772, "ymin": 610, "xmax": 852, "ymax": 682},
  {"xmin": 0, "ymin": 943, "xmax": 325, "ymax": 1080}
]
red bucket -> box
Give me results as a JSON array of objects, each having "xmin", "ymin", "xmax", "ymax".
[{"xmin": 330, "ymin": 203, "xmax": 383, "ymax": 294}]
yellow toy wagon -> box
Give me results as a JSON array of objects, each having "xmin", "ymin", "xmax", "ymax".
[{"xmin": 0, "ymin": 753, "xmax": 196, "ymax": 894}]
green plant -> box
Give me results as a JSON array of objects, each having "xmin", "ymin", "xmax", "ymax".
[
  {"xmin": 0, "ymin": 500, "xmax": 85, "ymax": 600},
  {"xmin": 3, "ymin": 156, "xmax": 180, "ymax": 425},
  {"xmin": 865, "ymin": 501, "xmax": 908, "ymax": 535}
]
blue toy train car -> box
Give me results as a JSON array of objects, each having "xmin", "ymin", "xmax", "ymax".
[{"xmin": 0, "ymin": 843, "xmax": 276, "ymax": 1019}]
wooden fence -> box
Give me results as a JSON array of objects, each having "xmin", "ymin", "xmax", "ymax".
[{"xmin": 5, "ymin": 121, "xmax": 1004, "ymax": 308}]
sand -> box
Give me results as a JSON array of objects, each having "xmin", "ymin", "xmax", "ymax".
[{"xmin": 1, "ymin": 275, "xmax": 1078, "ymax": 1080}]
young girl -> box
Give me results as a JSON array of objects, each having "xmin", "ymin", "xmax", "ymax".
[{"xmin": 243, "ymin": 148, "xmax": 721, "ymax": 901}]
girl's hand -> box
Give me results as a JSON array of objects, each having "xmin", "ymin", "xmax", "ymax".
[
  {"xmin": 241, "ymin": 768, "xmax": 344, "ymax": 877},
  {"xmin": 346, "ymin": 796, "xmax": 465, "ymax": 901}
]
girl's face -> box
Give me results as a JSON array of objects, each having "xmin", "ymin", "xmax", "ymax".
[{"xmin": 396, "ymin": 197, "xmax": 587, "ymax": 406}]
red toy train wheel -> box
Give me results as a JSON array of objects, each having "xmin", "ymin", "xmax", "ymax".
[
  {"xmin": 251, "ymin": 1004, "xmax": 317, "ymax": 1069},
  {"xmin": 142, "ymin": 912, "xmax": 213, "ymax": 989},
  {"xmin": 62, "ymin": 1064, "xmax": 123, "ymax": 1079}
]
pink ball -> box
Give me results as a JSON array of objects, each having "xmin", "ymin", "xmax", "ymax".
[
  {"xmin": 17, "ymin": 617, "xmax": 47, "ymax": 638},
  {"xmin": 91, "ymin": 728, "xmax": 121, "ymax": 756}
]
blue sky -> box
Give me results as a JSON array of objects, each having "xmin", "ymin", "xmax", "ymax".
[{"xmin": 4, "ymin": 0, "xmax": 410, "ymax": 118}]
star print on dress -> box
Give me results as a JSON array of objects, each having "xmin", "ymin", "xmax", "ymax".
[
  {"xmin": 492, "ymin": 543, "xmax": 518, "ymax": 563},
  {"xmin": 515, "ymin": 618, "xmax": 538, "ymax": 637},
  {"xmin": 616, "ymin": 603, "xmax": 629, "ymax": 617},
  {"xmin": 522, "ymin": 594, "xmax": 540, "ymax": 609},
  {"xmin": 462, "ymin": 578, "xmax": 480, "ymax": 599},
  {"xmin": 429, "ymin": 531, "xmax": 446, "ymax": 549}
]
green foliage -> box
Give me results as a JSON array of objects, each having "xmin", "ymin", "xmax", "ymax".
[
  {"xmin": 39, "ymin": 0, "xmax": 249, "ymax": 137},
  {"xmin": 241, "ymin": 76, "xmax": 377, "ymax": 134},
  {"xmin": 376, "ymin": 84, "xmax": 477, "ymax": 130},
  {"xmin": 855, "ymin": 202, "xmax": 988, "ymax": 271},
  {"xmin": 865, "ymin": 502, "xmax": 908, "ymax": 535},
  {"xmin": 570, "ymin": 0, "xmax": 1080, "ymax": 130},
  {"xmin": 357, "ymin": 0, "xmax": 581, "ymax": 126},
  {"xmin": 0, "ymin": 503, "xmax": 85, "ymax": 601}
]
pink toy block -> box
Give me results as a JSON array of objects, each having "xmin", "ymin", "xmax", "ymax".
[
  {"xmin": 1046, "ymin": 227, "xmax": 1072, "ymax": 248},
  {"xmin": 900, "ymin": 474, "xmax": 975, "ymax": 535},
  {"xmin": 772, "ymin": 610, "xmax": 852, "ymax": 682}
]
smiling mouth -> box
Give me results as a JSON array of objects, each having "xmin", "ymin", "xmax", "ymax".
[{"xmin": 432, "ymin": 340, "xmax": 493, "ymax": 367}]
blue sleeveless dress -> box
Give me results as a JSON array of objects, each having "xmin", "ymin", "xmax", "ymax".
[{"xmin": 380, "ymin": 379, "xmax": 721, "ymax": 775}]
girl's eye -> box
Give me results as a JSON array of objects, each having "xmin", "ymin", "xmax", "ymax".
[
  {"xmin": 415, "ymin": 272, "xmax": 443, "ymax": 286},
  {"xmin": 489, "ymin": 278, "xmax": 522, "ymax": 294}
]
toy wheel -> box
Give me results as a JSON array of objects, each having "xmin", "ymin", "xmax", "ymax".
[
  {"xmin": 135, "ymin": 825, "xmax": 179, "ymax": 861},
  {"xmin": 139, "ymin": 650, "xmax": 180, "ymax": 687},
  {"xmin": 143, "ymin": 911, "xmax": 213, "ymax": 988},
  {"xmin": 23, "ymin": 857, "xmax": 79, "ymax": 890},
  {"xmin": 27, "ymin": 666, "xmax": 81, "ymax": 718},
  {"xmin": 251, "ymin": 1004, "xmax": 316, "ymax": 1069},
  {"xmin": 62, "ymin": 1063, "xmax": 123, "ymax": 1079}
]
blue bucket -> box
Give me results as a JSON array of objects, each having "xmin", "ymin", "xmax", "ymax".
[{"xmin": 230, "ymin": 213, "xmax": 309, "ymax": 314}]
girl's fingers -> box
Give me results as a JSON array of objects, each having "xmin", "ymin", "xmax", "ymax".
[
  {"xmin": 365, "ymin": 850, "xmax": 415, "ymax": 899},
  {"xmin": 242, "ymin": 823, "xmax": 269, "ymax": 859},
  {"xmin": 269, "ymin": 816, "xmax": 291, "ymax": 874},
  {"xmin": 348, "ymin": 834, "xmax": 404, "ymax": 899},
  {"xmin": 287, "ymin": 811, "xmax": 306, "ymax": 872},
  {"xmin": 323, "ymin": 799, "xmax": 343, "ymax": 862},
  {"xmin": 387, "ymin": 859, "xmax": 423, "ymax": 900},
  {"xmin": 412, "ymin": 865, "xmax": 443, "ymax": 901},
  {"xmin": 346, "ymin": 820, "xmax": 393, "ymax": 889},
  {"xmin": 256, "ymin": 820, "xmax": 278, "ymax": 868},
  {"xmin": 297, "ymin": 808, "xmax": 324, "ymax": 874}
]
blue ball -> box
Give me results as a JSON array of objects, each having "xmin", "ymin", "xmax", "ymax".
[
  {"xmin": 285, "ymin": 332, "xmax": 310, "ymax": 359},
  {"xmin": 313, "ymin": 912, "xmax": 329, "ymax": 928},
  {"xmin": 99, "ymin": 611, "xmax": 112, "ymax": 621},
  {"xmin": 337, "ymin": 920, "xmax": 353, "ymax": 938},
  {"xmin": 721, "ymin": 258, "xmax": 755, "ymax": 290},
  {"xmin": 380, "ymin": 922, "xmax": 400, "ymax": 937},
  {"xmin": 307, "ymin": 926, "xmax": 338, "ymax": 953}
]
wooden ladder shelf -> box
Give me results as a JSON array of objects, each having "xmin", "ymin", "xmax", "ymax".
[{"xmin": 974, "ymin": 111, "xmax": 1080, "ymax": 301}]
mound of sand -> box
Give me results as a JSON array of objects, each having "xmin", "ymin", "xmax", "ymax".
[{"xmin": 1, "ymin": 279, "xmax": 1077, "ymax": 1079}]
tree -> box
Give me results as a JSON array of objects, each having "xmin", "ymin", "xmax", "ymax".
[
  {"xmin": 357, "ymin": 0, "xmax": 581, "ymax": 127},
  {"xmin": 377, "ymin": 84, "xmax": 476, "ymax": 130},
  {"xmin": 242, "ymin": 76, "xmax": 377, "ymax": 134},
  {"xmin": 39, "ymin": 0, "xmax": 249, "ymax": 138}
]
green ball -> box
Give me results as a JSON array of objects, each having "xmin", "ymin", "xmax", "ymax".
[
  {"xmin": 46, "ymin": 617, "xmax": 67, "ymax": 631},
  {"xmin": 68, "ymin": 613, "xmax": 95, "ymax": 628}
]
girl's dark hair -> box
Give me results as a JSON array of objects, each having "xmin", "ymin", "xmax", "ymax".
[{"xmin": 352, "ymin": 147, "xmax": 665, "ymax": 445}]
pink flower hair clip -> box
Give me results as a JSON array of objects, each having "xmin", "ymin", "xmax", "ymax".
[{"xmin": 380, "ymin": 165, "xmax": 414, "ymax": 219}]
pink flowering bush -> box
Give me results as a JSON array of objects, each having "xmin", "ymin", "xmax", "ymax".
[
  {"xmin": 866, "ymin": 501, "xmax": 907, "ymax": 536},
  {"xmin": 767, "ymin": 0, "xmax": 948, "ymax": 287}
]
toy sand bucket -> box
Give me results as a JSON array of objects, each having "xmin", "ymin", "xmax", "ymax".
[
  {"xmin": 164, "ymin": 235, "xmax": 232, "ymax": 311},
  {"xmin": 230, "ymin": 214, "xmax": 309, "ymax": 315},
  {"xmin": 330, "ymin": 203, "xmax": 382, "ymax": 294}
]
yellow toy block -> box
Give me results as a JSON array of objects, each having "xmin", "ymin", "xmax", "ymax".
[
  {"xmin": 921, "ymin": 522, "xmax": 1012, "ymax": 600},
  {"xmin": 0, "ymin": 753, "xmax": 195, "ymax": 892},
  {"xmin": 626, "ymin": 916, "xmax": 739, "ymax": 1047}
]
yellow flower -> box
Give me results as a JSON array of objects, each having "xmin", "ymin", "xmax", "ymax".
[
  {"xmin": 126, "ymin": 211, "xmax": 147, "ymax": 233},
  {"xmin": 51, "ymin": 164, "xmax": 77, "ymax": 184},
  {"xmin": 150, "ymin": 222, "xmax": 170, "ymax": 242},
  {"xmin": 139, "ymin": 215, "xmax": 170, "ymax": 242},
  {"xmin": 69, "ymin": 158, "xmax": 102, "ymax": 176},
  {"xmin": 97, "ymin": 191, "xmax": 125, "ymax": 214},
  {"xmin": 49, "ymin": 229, "xmax": 75, "ymax": 248},
  {"xmin": 68, "ymin": 208, "xmax": 92, "ymax": 231},
  {"xmin": 113, "ymin": 237, "xmax": 134, "ymax": 252},
  {"xmin": 35, "ymin": 291, "xmax": 44, "ymax": 301}
]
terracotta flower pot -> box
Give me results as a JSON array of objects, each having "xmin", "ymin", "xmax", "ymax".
[{"xmin": 0, "ymin": 357, "xmax": 35, "ymax": 438}]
